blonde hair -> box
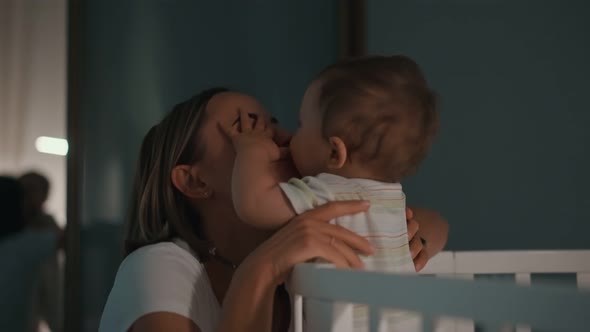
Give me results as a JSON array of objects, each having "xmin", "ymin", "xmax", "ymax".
[{"xmin": 124, "ymin": 88, "xmax": 228, "ymax": 258}]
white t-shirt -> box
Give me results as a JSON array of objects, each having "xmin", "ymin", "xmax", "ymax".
[
  {"xmin": 99, "ymin": 240, "xmax": 221, "ymax": 332},
  {"xmin": 279, "ymin": 173, "xmax": 415, "ymax": 273}
]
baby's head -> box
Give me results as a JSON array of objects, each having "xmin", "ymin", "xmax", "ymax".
[{"xmin": 290, "ymin": 55, "xmax": 438, "ymax": 182}]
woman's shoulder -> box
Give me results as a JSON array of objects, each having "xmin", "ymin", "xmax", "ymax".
[
  {"xmin": 99, "ymin": 241, "xmax": 220, "ymax": 332},
  {"xmin": 120, "ymin": 240, "xmax": 202, "ymax": 275}
]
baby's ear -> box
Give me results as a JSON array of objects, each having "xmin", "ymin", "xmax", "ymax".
[{"xmin": 327, "ymin": 136, "xmax": 347, "ymax": 169}]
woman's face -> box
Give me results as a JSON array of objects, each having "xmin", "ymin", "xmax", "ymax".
[{"xmin": 196, "ymin": 92, "xmax": 298, "ymax": 201}]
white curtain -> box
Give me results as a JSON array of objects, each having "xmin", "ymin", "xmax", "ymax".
[
  {"xmin": 0, "ymin": 0, "xmax": 67, "ymax": 225},
  {"xmin": 0, "ymin": 0, "xmax": 31, "ymax": 172}
]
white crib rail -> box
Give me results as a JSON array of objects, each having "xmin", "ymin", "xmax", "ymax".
[
  {"xmin": 423, "ymin": 250, "xmax": 590, "ymax": 287},
  {"xmin": 292, "ymin": 250, "xmax": 590, "ymax": 332},
  {"xmin": 421, "ymin": 250, "xmax": 590, "ymax": 332}
]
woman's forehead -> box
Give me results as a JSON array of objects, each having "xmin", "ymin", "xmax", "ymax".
[{"xmin": 205, "ymin": 91, "xmax": 268, "ymax": 120}]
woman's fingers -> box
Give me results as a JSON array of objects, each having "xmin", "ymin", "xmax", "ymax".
[
  {"xmin": 406, "ymin": 207, "xmax": 414, "ymax": 220},
  {"xmin": 272, "ymin": 232, "xmax": 350, "ymax": 274},
  {"xmin": 308, "ymin": 222, "xmax": 373, "ymax": 255},
  {"xmin": 312, "ymin": 241, "xmax": 353, "ymax": 269},
  {"xmin": 298, "ymin": 200, "xmax": 370, "ymax": 223},
  {"xmin": 269, "ymin": 220, "xmax": 368, "ymax": 272},
  {"xmin": 315, "ymin": 233, "xmax": 364, "ymax": 269},
  {"xmin": 239, "ymin": 108, "xmax": 254, "ymax": 132},
  {"xmin": 413, "ymin": 247, "xmax": 429, "ymax": 272},
  {"xmin": 407, "ymin": 217, "xmax": 419, "ymax": 240},
  {"xmin": 218, "ymin": 121, "xmax": 237, "ymax": 139},
  {"xmin": 248, "ymin": 202, "xmax": 379, "ymax": 285},
  {"xmin": 409, "ymin": 233, "xmax": 423, "ymax": 259},
  {"xmin": 252, "ymin": 113, "xmax": 267, "ymax": 132}
]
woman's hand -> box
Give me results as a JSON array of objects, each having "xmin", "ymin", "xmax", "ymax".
[
  {"xmin": 218, "ymin": 201, "xmax": 374, "ymax": 332},
  {"xmin": 240, "ymin": 200, "xmax": 375, "ymax": 286},
  {"xmin": 406, "ymin": 207, "xmax": 429, "ymax": 272}
]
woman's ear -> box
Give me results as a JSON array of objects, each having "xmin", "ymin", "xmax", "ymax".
[
  {"xmin": 327, "ymin": 136, "xmax": 347, "ymax": 169},
  {"xmin": 171, "ymin": 165, "xmax": 212, "ymax": 199}
]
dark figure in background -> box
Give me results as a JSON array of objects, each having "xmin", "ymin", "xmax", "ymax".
[
  {"xmin": 0, "ymin": 176, "xmax": 26, "ymax": 238},
  {"xmin": 19, "ymin": 171, "xmax": 62, "ymax": 332},
  {"xmin": 0, "ymin": 175, "xmax": 61, "ymax": 332},
  {"xmin": 19, "ymin": 172, "xmax": 60, "ymax": 231}
]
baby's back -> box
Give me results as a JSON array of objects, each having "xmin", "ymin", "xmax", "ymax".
[{"xmin": 319, "ymin": 174, "xmax": 415, "ymax": 274}]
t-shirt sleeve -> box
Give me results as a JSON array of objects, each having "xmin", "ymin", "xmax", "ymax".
[
  {"xmin": 279, "ymin": 177, "xmax": 332, "ymax": 215},
  {"xmin": 99, "ymin": 243, "xmax": 216, "ymax": 332}
]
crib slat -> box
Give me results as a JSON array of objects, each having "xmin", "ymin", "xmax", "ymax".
[
  {"xmin": 454, "ymin": 274, "xmax": 475, "ymax": 332},
  {"xmin": 369, "ymin": 306, "xmax": 379, "ymax": 332},
  {"xmin": 332, "ymin": 302, "xmax": 354, "ymax": 332},
  {"xmin": 516, "ymin": 325, "xmax": 532, "ymax": 332},
  {"xmin": 515, "ymin": 273, "xmax": 531, "ymax": 286},
  {"xmin": 578, "ymin": 273, "xmax": 590, "ymax": 289},
  {"xmin": 421, "ymin": 315, "xmax": 434, "ymax": 332},
  {"xmin": 293, "ymin": 294, "xmax": 303, "ymax": 332},
  {"xmin": 454, "ymin": 315, "xmax": 475, "ymax": 332},
  {"xmin": 304, "ymin": 298, "xmax": 349, "ymax": 332},
  {"xmin": 435, "ymin": 317, "xmax": 458, "ymax": 332},
  {"xmin": 515, "ymin": 273, "xmax": 532, "ymax": 332}
]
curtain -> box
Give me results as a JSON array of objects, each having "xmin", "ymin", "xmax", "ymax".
[{"xmin": 0, "ymin": 0, "xmax": 31, "ymax": 172}]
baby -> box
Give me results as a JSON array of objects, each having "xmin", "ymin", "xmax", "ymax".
[{"xmin": 227, "ymin": 55, "xmax": 438, "ymax": 330}]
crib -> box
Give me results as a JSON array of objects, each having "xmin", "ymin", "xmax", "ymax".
[{"xmin": 290, "ymin": 250, "xmax": 590, "ymax": 332}]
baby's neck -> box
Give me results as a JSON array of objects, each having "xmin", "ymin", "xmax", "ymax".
[{"xmin": 319, "ymin": 164, "xmax": 394, "ymax": 183}]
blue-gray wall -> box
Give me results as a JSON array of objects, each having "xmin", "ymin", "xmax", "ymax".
[
  {"xmin": 368, "ymin": 0, "xmax": 590, "ymax": 250},
  {"xmin": 78, "ymin": 0, "xmax": 337, "ymax": 225}
]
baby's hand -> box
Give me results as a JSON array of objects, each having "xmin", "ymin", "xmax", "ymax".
[{"xmin": 221, "ymin": 109, "xmax": 284, "ymax": 161}]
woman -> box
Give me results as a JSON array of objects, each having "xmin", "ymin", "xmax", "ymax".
[{"xmin": 99, "ymin": 88, "xmax": 449, "ymax": 332}]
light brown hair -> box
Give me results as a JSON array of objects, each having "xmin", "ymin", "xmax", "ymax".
[
  {"xmin": 124, "ymin": 88, "xmax": 229, "ymax": 258},
  {"xmin": 316, "ymin": 55, "xmax": 438, "ymax": 182}
]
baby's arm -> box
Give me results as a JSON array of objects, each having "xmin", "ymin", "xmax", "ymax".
[{"xmin": 225, "ymin": 110, "xmax": 296, "ymax": 229}]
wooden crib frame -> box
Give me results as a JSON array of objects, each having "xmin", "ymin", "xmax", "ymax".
[{"xmin": 290, "ymin": 250, "xmax": 590, "ymax": 332}]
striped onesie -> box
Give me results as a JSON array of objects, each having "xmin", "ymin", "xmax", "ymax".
[{"xmin": 280, "ymin": 173, "xmax": 420, "ymax": 332}]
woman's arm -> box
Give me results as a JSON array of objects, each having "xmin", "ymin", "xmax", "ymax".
[
  {"xmin": 411, "ymin": 207, "xmax": 449, "ymax": 258},
  {"xmin": 405, "ymin": 207, "xmax": 449, "ymax": 272},
  {"xmin": 216, "ymin": 262, "xmax": 277, "ymax": 331},
  {"xmin": 131, "ymin": 313, "xmax": 201, "ymax": 332}
]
